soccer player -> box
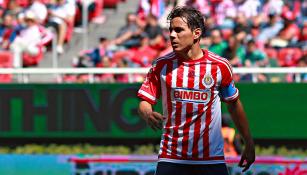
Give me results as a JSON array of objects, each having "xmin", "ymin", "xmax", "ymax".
[{"xmin": 137, "ymin": 6, "xmax": 255, "ymax": 175}]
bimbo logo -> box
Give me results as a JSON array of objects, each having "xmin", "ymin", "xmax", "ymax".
[{"xmin": 173, "ymin": 88, "xmax": 210, "ymax": 103}]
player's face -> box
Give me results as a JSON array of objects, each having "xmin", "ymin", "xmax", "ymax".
[{"xmin": 169, "ymin": 17, "xmax": 195, "ymax": 53}]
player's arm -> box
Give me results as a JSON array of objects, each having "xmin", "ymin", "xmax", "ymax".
[
  {"xmin": 137, "ymin": 61, "xmax": 164, "ymax": 131},
  {"xmin": 138, "ymin": 101, "xmax": 164, "ymax": 131},
  {"xmin": 219, "ymin": 58, "xmax": 255, "ymax": 172},
  {"xmin": 226, "ymin": 99, "xmax": 255, "ymax": 172}
]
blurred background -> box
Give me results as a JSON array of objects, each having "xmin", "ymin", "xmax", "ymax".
[{"xmin": 0, "ymin": 0, "xmax": 306, "ymax": 174}]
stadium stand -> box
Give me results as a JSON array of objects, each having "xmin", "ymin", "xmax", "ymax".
[
  {"xmin": 0, "ymin": 0, "xmax": 306, "ymax": 83},
  {"xmin": 65, "ymin": 0, "xmax": 306, "ymax": 83}
]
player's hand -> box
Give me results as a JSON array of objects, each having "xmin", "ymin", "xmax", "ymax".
[
  {"xmin": 239, "ymin": 141, "xmax": 255, "ymax": 172},
  {"xmin": 145, "ymin": 111, "xmax": 165, "ymax": 131}
]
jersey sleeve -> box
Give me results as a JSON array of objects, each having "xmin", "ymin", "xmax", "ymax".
[
  {"xmin": 219, "ymin": 60, "xmax": 239, "ymax": 103},
  {"xmin": 137, "ymin": 62, "xmax": 161, "ymax": 105},
  {"xmin": 219, "ymin": 59, "xmax": 233, "ymax": 87}
]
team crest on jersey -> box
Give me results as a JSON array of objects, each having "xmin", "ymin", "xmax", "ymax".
[{"xmin": 202, "ymin": 74, "xmax": 214, "ymax": 88}]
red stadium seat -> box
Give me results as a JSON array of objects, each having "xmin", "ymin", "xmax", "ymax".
[
  {"xmin": 89, "ymin": 0, "xmax": 104, "ymax": 19},
  {"xmin": 39, "ymin": 0, "xmax": 50, "ymax": 3},
  {"xmin": 22, "ymin": 45, "xmax": 44, "ymax": 67},
  {"xmin": 264, "ymin": 48, "xmax": 278, "ymax": 59},
  {"xmin": 0, "ymin": 0, "xmax": 7, "ymax": 8},
  {"xmin": 0, "ymin": 51, "xmax": 13, "ymax": 83},
  {"xmin": 277, "ymin": 48, "xmax": 303, "ymax": 67},
  {"xmin": 104, "ymin": 0, "xmax": 118, "ymax": 8},
  {"xmin": 22, "ymin": 25, "xmax": 53, "ymax": 67},
  {"xmin": 16, "ymin": 0, "xmax": 30, "ymax": 7}
]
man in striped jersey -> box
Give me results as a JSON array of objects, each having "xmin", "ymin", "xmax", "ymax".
[{"xmin": 137, "ymin": 6, "xmax": 255, "ymax": 175}]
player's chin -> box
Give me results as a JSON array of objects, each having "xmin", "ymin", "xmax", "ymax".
[{"xmin": 172, "ymin": 46, "xmax": 182, "ymax": 52}]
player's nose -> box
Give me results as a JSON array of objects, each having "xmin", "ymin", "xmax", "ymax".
[{"xmin": 170, "ymin": 30, "xmax": 177, "ymax": 39}]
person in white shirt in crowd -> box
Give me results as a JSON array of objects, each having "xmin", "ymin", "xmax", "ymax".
[
  {"xmin": 28, "ymin": 0, "xmax": 48, "ymax": 24},
  {"xmin": 46, "ymin": 0, "xmax": 76, "ymax": 54},
  {"xmin": 10, "ymin": 10, "xmax": 42, "ymax": 68},
  {"xmin": 235, "ymin": 0, "xmax": 261, "ymax": 19}
]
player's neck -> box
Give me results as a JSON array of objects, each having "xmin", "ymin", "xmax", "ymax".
[{"xmin": 177, "ymin": 45, "xmax": 203, "ymax": 61}]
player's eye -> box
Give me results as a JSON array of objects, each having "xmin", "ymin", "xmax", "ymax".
[{"xmin": 174, "ymin": 27, "xmax": 183, "ymax": 33}]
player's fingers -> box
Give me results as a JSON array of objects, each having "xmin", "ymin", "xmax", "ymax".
[
  {"xmin": 151, "ymin": 112, "xmax": 164, "ymax": 129},
  {"xmin": 147, "ymin": 115, "xmax": 159, "ymax": 125},
  {"xmin": 242, "ymin": 161, "xmax": 252, "ymax": 172},
  {"xmin": 152, "ymin": 112, "xmax": 165, "ymax": 120},
  {"xmin": 148, "ymin": 120, "xmax": 158, "ymax": 131},
  {"xmin": 148, "ymin": 117, "xmax": 163, "ymax": 130},
  {"xmin": 238, "ymin": 155, "xmax": 245, "ymax": 167}
]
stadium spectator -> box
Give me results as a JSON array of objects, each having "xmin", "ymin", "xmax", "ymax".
[
  {"xmin": 0, "ymin": 13, "xmax": 18, "ymax": 50},
  {"xmin": 143, "ymin": 14, "xmax": 165, "ymax": 50},
  {"xmin": 87, "ymin": 36, "xmax": 113, "ymax": 67},
  {"xmin": 257, "ymin": 10, "xmax": 283, "ymax": 47},
  {"xmin": 214, "ymin": 0, "xmax": 236, "ymax": 27},
  {"xmin": 270, "ymin": 11, "xmax": 300, "ymax": 48},
  {"xmin": 129, "ymin": 34, "xmax": 158, "ymax": 67},
  {"xmin": 203, "ymin": 15, "xmax": 216, "ymax": 37},
  {"xmin": 262, "ymin": 0, "xmax": 284, "ymax": 16},
  {"xmin": 250, "ymin": 15, "xmax": 262, "ymax": 39},
  {"xmin": 2, "ymin": 0, "xmax": 23, "ymax": 17},
  {"xmin": 137, "ymin": 0, "xmax": 166, "ymax": 19},
  {"xmin": 10, "ymin": 10, "xmax": 42, "ymax": 68},
  {"xmin": 208, "ymin": 29, "xmax": 227, "ymax": 56},
  {"xmin": 235, "ymin": 0, "xmax": 261, "ymax": 18},
  {"xmin": 233, "ymin": 12, "xmax": 249, "ymax": 41},
  {"xmin": 113, "ymin": 12, "xmax": 143, "ymax": 49},
  {"xmin": 156, "ymin": 0, "xmax": 187, "ymax": 29},
  {"xmin": 112, "ymin": 34, "xmax": 158, "ymax": 68},
  {"xmin": 71, "ymin": 36, "xmax": 115, "ymax": 83},
  {"xmin": 222, "ymin": 36, "xmax": 245, "ymax": 67},
  {"xmin": 74, "ymin": 36, "xmax": 113, "ymax": 67},
  {"xmin": 137, "ymin": 0, "xmax": 151, "ymax": 20},
  {"xmin": 185, "ymin": 0, "xmax": 210, "ymax": 16},
  {"xmin": 45, "ymin": 0, "xmax": 76, "ymax": 54},
  {"xmin": 245, "ymin": 40, "xmax": 268, "ymax": 67},
  {"xmin": 242, "ymin": 39, "xmax": 268, "ymax": 82},
  {"xmin": 27, "ymin": 0, "xmax": 48, "ymax": 24}
]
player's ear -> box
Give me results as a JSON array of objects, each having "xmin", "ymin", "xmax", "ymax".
[{"xmin": 193, "ymin": 28, "xmax": 202, "ymax": 40}]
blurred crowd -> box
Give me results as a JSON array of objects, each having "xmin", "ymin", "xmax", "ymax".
[
  {"xmin": 0, "ymin": 0, "xmax": 104, "ymax": 72},
  {"xmin": 0, "ymin": 0, "xmax": 306, "ymax": 83},
  {"xmin": 72, "ymin": 0, "xmax": 306, "ymax": 83}
]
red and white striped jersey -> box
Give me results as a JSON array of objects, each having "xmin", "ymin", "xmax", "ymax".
[{"xmin": 138, "ymin": 50, "xmax": 239, "ymax": 164}]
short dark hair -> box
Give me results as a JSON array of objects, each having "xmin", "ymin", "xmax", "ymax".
[
  {"xmin": 247, "ymin": 39, "xmax": 256, "ymax": 45},
  {"xmin": 99, "ymin": 36, "xmax": 107, "ymax": 42},
  {"xmin": 167, "ymin": 6, "xmax": 205, "ymax": 36}
]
